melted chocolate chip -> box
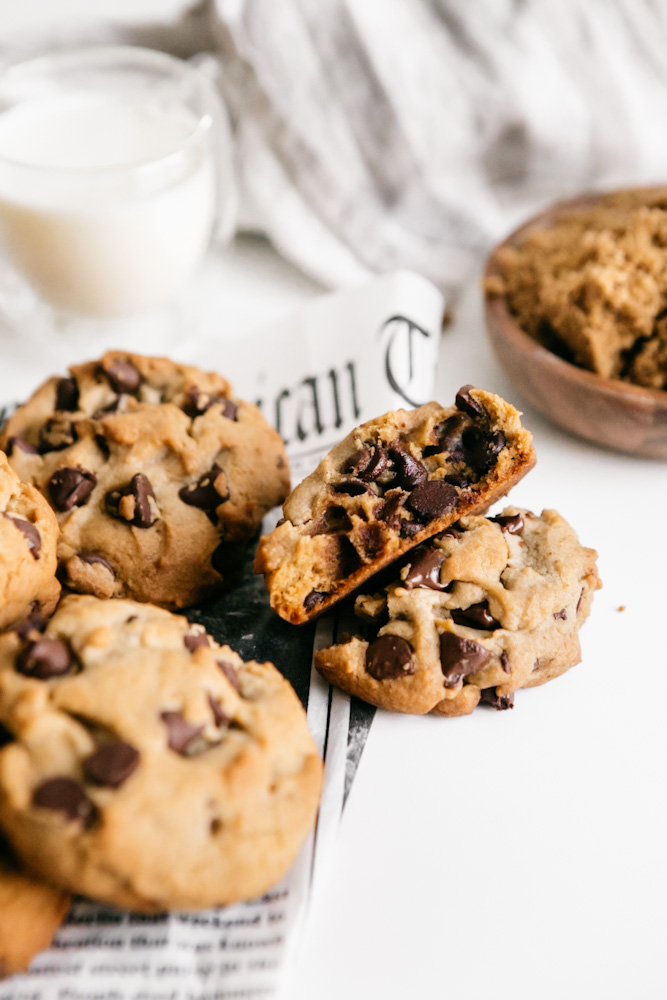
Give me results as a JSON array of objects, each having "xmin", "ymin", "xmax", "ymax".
[
  {"xmin": 39, "ymin": 416, "xmax": 77, "ymax": 453},
  {"xmin": 403, "ymin": 547, "xmax": 446, "ymax": 590},
  {"xmin": 102, "ymin": 360, "xmax": 141, "ymax": 395},
  {"xmin": 500, "ymin": 650, "xmax": 511, "ymax": 673},
  {"xmin": 217, "ymin": 660, "xmax": 240, "ymax": 692},
  {"xmin": 429, "ymin": 414, "xmax": 467, "ymax": 459},
  {"xmin": 106, "ymin": 473, "xmax": 158, "ymax": 528},
  {"xmin": 3, "ymin": 514, "xmax": 40, "ymax": 559},
  {"xmin": 376, "ymin": 489, "xmax": 407, "ymax": 528},
  {"xmin": 444, "ymin": 473, "xmax": 470, "ymax": 488},
  {"xmin": 32, "ymin": 777, "xmax": 93, "ymax": 823},
  {"xmin": 490, "ymin": 512, "xmax": 524, "ymax": 534},
  {"xmin": 160, "ymin": 711, "xmax": 204, "ymax": 755},
  {"xmin": 406, "ymin": 480, "xmax": 457, "ymax": 521},
  {"xmin": 208, "ymin": 695, "xmax": 230, "ymax": 727},
  {"xmin": 389, "ymin": 445, "xmax": 428, "ymax": 490},
  {"xmin": 450, "ymin": 602, "xmax": 501, "ymax": 631},
  {"xmin": 184, "ymin": 630, "xmax": 210, "ymax": 652},
  {"xmin": 358, "ymin": 522, "xmax": 384, "ymax": 560},
  {"xmin": 179, "ymin": 464, "xmax": 229, "ymax": 513},
  {"xmin": 84, "ymin": 741, "xmax": 140, "ymax": 788},
  {"xmin": 455, "ymin": 385, "xmax": 486, "ymax": 419},
  {"xmin": 440, "ymin": 633, "xmax": 491, "ymax": 687},
  {"xmin": 346, "ymin": 445, "xmax": 388, "ymax": 482},
  {"xmin": 55, "ymin": 377, "xmax": 79, "ymax": 412},
  {"xmin": 49, "ymin": 466, "xmax": 96, "ymax": 511},
  {"xmin": 16, "ymin": 637, "xmax": 74, "ymax": 679},
  {"xmin": 400, "ymin": 521, "xmax": 423, "ymax": 539},
  {"xmin": 480, "ymin": 689, "xmax": 514, "ymax": 711},
  {"xmin": 365, "ymin": 634, "xmax": 414, "ymax": 680},
  {"xmin": 553, "ymin": 608, "xmax": 568, "ymax": 621},
  {"xmin": 7, "ymin": 436, "xmax": 38, "ymax": 456},
  {"xmin": 183, "ymin": 386, "xmax": 238, "ymax": 420},
  {"xmin": 304, "ymin": 590, "xmax": 327, "ymax": 612},
  {"xmin": 462, "ymin": 427, "xmax": 506, "ymax": 473},
  {"xmin": 320, "ymin": 506, "xmax": 353, "ymax": 533},
  {"xmin": 333, "ymin": 479, "xmax": 375, "ymax": 497},
  {"xmin": 78, "ymin": 552, "xmax": 115, "ymax": 576},
  {"xmin": 15, "ymin": 605, "xmax": 47, "ymax": 640}
]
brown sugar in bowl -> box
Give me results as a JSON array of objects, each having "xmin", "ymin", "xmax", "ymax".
[{"xmin": 483, "ymin": 190, "xmax": 667, "ymax": 460}]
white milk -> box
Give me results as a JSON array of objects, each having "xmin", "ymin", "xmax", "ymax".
[{"xmin": 0, "ymin": 93, "xmax": 216, "ymax": 317}]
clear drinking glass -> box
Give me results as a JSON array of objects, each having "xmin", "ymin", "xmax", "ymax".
[{"xmin": 0, "ymin": 46, "xmax": 235, "ymax": 348}]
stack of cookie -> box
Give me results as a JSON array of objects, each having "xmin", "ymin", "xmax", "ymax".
[
  {"xmin": 0, "ymin": 352, "xmax": 323, "ymax": 975},
  {"xmin": 255, "ymin": 385, "xmax": 600, "ymax": 716}
]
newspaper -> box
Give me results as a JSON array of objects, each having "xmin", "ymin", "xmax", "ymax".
[{"xmin": 1, "ymin": 270, "xmax": 443, "ymax": 1000}]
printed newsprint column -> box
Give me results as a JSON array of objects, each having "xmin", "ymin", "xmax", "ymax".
[{"xmin": 1, "ymin": 270, "xmax": 443, "ymax": 1000}]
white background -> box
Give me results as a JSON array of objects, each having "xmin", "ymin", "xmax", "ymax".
[{"xmin": 0, "ymin": 2, "xmax": 666, "ymax": 998}]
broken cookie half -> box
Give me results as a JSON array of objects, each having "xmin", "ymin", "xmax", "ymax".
[
  {"xmin": 315, "ymin": 508, "xmax": 601, "ymax": 716},
  {"xmin": 255, "ymin": 387, "xmax": 536, "ymax": 625}
]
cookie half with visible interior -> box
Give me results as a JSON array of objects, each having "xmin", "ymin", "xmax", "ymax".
[
  {"xmin": 255, "ymin": 387, "xmax": 536, "ymax": 625},
  {"xmin": 0, "ymin": 595, "xmax": 322, "ymax": 912},
  {"xmin": 315, "ymin": 507, "xmax": 600, "ymax": 716},
  {"xmin": 0, "ymin": 351, "xmax": 290, "ymax": 610},
  {"xmin": 0, "ymin": 834, "xmax": 70, "ymax": 978},
  {"xmin": 0, "ymin": 450, "xmax": 60, "ymax": 633}
]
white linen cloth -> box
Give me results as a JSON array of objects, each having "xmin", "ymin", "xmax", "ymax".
[{"xmin": 5, "ymin": 0, "xmax": 667, "ymax": 296}]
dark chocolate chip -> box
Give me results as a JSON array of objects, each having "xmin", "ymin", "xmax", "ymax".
[
  {"xmin": 346, "ymin": 445, "xmax": 388, "ymax": 482},
  {"xmin": 455, "ymin": 385, "xmax": 486, "ymax": 419},
  {"xmin": 366, "ymin": 634, "xmax": 414, "ymax": 680},
  {"xmin": 15, "ymin": 604, "xmax": 47, "ymax": 640},
  {"xmin": 462, "ymin": 427, "xmax": 506, "ymax": 473},
  {"xmin": 179, "ymin": 464, "xmax": 229, "ymax": 513},
  {"xmin": 430, "ymin": 414, "xmax": 467, "ymax": 459},
  {"xmin": 208, "ymin": 694, "xmax": 230, "ymax": 728},
  {"xmin": 32, "ymin": 777, "xmax": 93, "ymax": 823},
  {"xmin": 333, "ymin": 479, "xmax": 374, "ymax": 496},
  {"xmin": 490, "ymin": 512, "xmax": 524, "ymax": 534},
  {"xmin": 400, "ymin": 521, "xmax": 423, "ymax": 539},
  {"xmin": 440, "ymin": 632, "xmax": 491, "ymax": 687},
  {"xmin": 480, "ymin": 689, "xmax": 514, "ymax": 711},
  {"xmin": 160, "ymin": 711, "xmax": 204, "ymax": 755},
  {"xmin": 94, "ymin": 433, "xmax": 111, "ymax": 459},
  {"xmin": 217, "ymin": 660, "xmax": 240, "ymax": 692},
  {"xmin": 55, "ymin": 377, "xmax": 79, "ymax": 412},
  {"xmin": 444, "ymin": 473, "xmax": 470, "ymax": 488},
  {"xmin": 3, "ymin": 514, "xmax": 41, "ymax": 559},
  {"xmin": 321, "ymin": 506, "xmax": 353, "ymax": 533},
  {"xmin": 39, "ymin": 416, "xmax": 76, "ymax": 453},
  {"xmin": 84, "ymin": 741, "xmax": 140, "ymax": 788},
  {"xmin": 403, "ymin": 547, "xmax": 446, "ymax": 590},
  {"xmin": 102, "ymin": 360, "xmax": 141, "ymax": 395},
  {"xmin": 441, "ymin": 526, "xmax": 459, "ymax": 539},
  {"xmin": 105, "ymin": 473, "xmax": 158, "ymax": 528},
  {"xmin": 49, "ymin": 467, "xmax": 96, "ymax": 512},
  {"xmin": 7, "ymin": 436, "xmax": 38, "ymax": 456},
  {"xmin": 16, "ymin": 637, "xmax": 74, "ymax": 679},
  {"xmin": 92, "ymin": 397, "xmax": 122, "ymax": 420},
  {"xmin": 78, "ymin": 552, "xmax": 115, "ymax": 576},
  {"xmin": 389, "ymin": 445, "xmax": 428, "ymax": 490},
  {"xmin": 183, "ymin": 386, "xmax": 238, "ymax": 420},
  {"xmin": 222, "ymin": 399, "xmax": 238, "ymax": 421},
  {"xmin": 304, "ymin": 590, "xmax": 327, "ymax": 612},
  {"xmin": 500, "ymin": 650, "xmax": 511, "ymax": 673},
  {"xmin": 553, "ymin": 608, "xmax": 568, "ymax": 621},
  {"xmin": 450, "ymin": 602, "xmax": 501, "ymax": 631},
  {"xmin": 358, "ymin": 522, "xmax": 384, "ymax": 560},
  {"xmin": 184, "ymin": 630, "xmax": 210, "ymax": 652},
  {"xmin": 376, "ymin": 489, "xmax": 407, "ymax": 528},
  {"xmin": 406, "ymin": 480, "xmax": 457, "ymax": 521}
]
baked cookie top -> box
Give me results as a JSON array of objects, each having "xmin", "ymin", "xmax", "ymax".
[
  {"xmin": 315, "ymin": 507, "xmax": 600, "ymax": 716},
  {"xmin": 0, "ymin": 835, "xmax": 69, "ymax": 978},
  {"xmin": 0, "ymin": 595, "xmax": 322, "ymax": 912},
  {"xmin": 255, "ymin": 387, "xmax": 535, "ymax": 624},
  {"xmin": 0, "ymin": 352, "xmax": 290, "ymax": 609},
  {"xmin": 0, "ymin": 450, "xmax": 60, "ymax": 632}
]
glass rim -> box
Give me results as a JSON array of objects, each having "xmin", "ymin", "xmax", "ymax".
[{"xmin": 0, "ymin": 45, "xmax": 213, "ymax": 177}]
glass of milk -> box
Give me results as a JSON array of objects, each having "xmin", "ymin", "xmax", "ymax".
[{"xmin": 0, "ymin": 46, "xmax": 233, "ymax": 332}]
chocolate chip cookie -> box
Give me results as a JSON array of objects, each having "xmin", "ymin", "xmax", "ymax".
[
  {"xmin": 315, "ymin": 508, "xmax": 600, "ymax": 716},
  {"xmin": 0, "ymin": 352, "xmax": 290, "ymax": 610},
  {"xmin": 0, "ymin": 835, "xmax": 69, "ymax": 978},
  {"xmin": 0, "ymin": 595, "xmax": 322, "ymax": 912},
  {"xmin": 255, "ymin": 387, "xmax": 535, "ymax": 624},
  {"xmin": 0, "ymin": 450, "xmax": 60, "ymax": 633}
]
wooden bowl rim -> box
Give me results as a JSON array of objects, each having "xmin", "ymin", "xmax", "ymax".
[{"xmin": 484, "ymin": 187, "xmax": 667, "ymax": 413}]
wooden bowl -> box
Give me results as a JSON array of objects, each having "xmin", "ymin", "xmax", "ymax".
[{"xmin": 484, "ymin": 190, "xmax": 667, "ymax": 460}]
